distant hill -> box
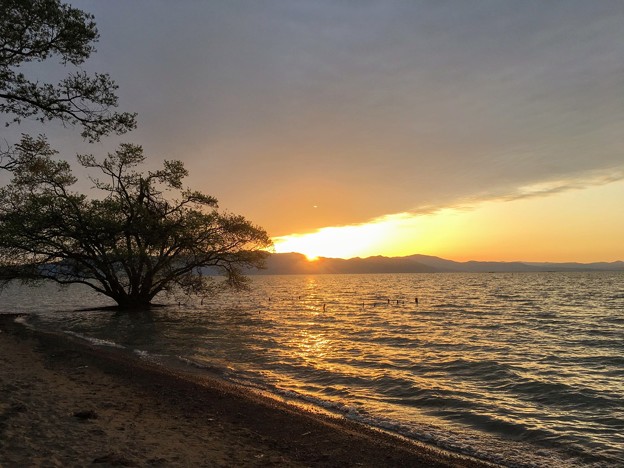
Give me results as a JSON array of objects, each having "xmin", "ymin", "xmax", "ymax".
[
  {"xmin": 250, "ymin": 253, "xmax": 624, "ymax": 275},
  {"xmin": 256, "ymin": 253, "xmax": 436, "ymax": 275}
]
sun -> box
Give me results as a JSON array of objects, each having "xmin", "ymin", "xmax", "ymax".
[{"xmin": 272, "ymin": 223, "xmax": 391, "ymax": 259}]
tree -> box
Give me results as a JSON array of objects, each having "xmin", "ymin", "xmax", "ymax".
[
  {"xmin": 0, "ymin": 137, "xmax": 272, "ymax": 309},
  {"xmin": 0, "ymin": 0, "xmax": 136, "ymax": 148}
]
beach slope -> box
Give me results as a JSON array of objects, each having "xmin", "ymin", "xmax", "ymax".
[{"xmin": 0, "ymin": 315, "xmax": 495, "ymax": 467}]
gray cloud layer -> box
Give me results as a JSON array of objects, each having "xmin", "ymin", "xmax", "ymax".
[{"xmin": 6, "ymin": 1, "xmax": 623, "ymax": 235}]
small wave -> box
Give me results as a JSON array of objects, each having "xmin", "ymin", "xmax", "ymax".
[
  {"xmin": 13, "ymin": 315, "xmax": 33, "ymax": 327},
  {"xmin": 508, "ymin": 378, "xmax": 621, "ymax": 410},
  {"xmin": 396, "ymin": 391, "xmax": 481, "ymax": 412},
  {"xmin": 603, "ymin": 316, "xmax": 624, "ymax": 324},
  {"xmin": 432, "ymin": 303, "xmax": 466, "ymax": 310},
  {"xmin": 576, "ymin": 355, "xmax": 624, "ymax": 367},
  {"xmin": 133, "ymin": 349, "xmax": 150, "ymax": 358},
  {"xmin": 269, "ymin": 385, "xmax": 366, "ymax": 418},
  {"xmin": 436, "ymin": 410, "xmax": 537, "ymax": 439},
  {"xmin": 132, "ymin": 349, "xmax": 166, "ymax": 360},
  {"xmin": 63, "ymin": 330, "xmax": 125, "ymax": 349},
  {"xmin": 356, "ymin": 334, "xmax": 421, "ymax": 348},
  {"xmin": 436, "ymin": 358, "xmax": 520, "ymax": 382},
  {"xmin": 176, "ymin": 355, "xmax": 229, "ymax": 375}
]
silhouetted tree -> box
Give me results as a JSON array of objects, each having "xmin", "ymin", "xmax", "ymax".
[
  {"xmin": 0, "ymin": 0, "xmax": 136, "ymax": 168},
  {"xmin": 0, "ymin": 137, "xmax": 272, "ymax": 309}
]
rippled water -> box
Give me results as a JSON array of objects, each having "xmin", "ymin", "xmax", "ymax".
[{"xmin": 3, "ymin": 272, "xmax": 623, "ymax": 467}]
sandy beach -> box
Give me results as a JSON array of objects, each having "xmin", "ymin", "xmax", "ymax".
[{"xmin": 0, "ymin": 314, "xmax": 496, "ymax": 467}]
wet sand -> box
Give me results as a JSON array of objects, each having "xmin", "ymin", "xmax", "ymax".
[{"xmin": 0, "ymin": 314, "xmax": 496, "ymax": 467}]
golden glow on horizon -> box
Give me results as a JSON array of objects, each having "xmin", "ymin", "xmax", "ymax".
[
  {"xmin": 272, "ymin": 180, "xmax": 624, "ymax": 262},
  {"xmin": 273, "ymin": 222, "xmax": 391, "ymax": 261}
]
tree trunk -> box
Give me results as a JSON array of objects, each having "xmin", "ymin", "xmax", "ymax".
[{"xmin": 112, "ymin": 293, "xmax": 153, "ymax": 310}]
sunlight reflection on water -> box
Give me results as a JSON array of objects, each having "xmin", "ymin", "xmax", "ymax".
[{"xmin": 3, "ymin": 272, "xmax": 623, "ymax": 467}]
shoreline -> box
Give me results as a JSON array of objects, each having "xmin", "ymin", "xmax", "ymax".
[{"xmin": 0, "ymin": 313, "xmax": 497, "ymax": 467}]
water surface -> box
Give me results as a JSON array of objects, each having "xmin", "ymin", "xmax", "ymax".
[{"xmin": 3, "ymin": 272, "xmax": 623, "ymax": 467}]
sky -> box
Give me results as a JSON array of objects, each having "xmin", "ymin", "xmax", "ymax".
[{"xmin": 4, "ymin": 1, "xmax": 624, "ymax": 262}]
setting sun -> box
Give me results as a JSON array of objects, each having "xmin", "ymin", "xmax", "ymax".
[
  {"xmin": 273, "ymin": 222, "xmax": 391, "ymax": 260},
  {"xmin": 272, "ymin": 179, "xmax": 624, "ymax": 262}
]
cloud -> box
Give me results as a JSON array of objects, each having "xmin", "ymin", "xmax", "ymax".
[
  {"xmin": 295, "ymin": 166, "xmax": 624, "ymax": 235},
  {"xmin": 6, "ymin": 1, "xmax": 623, "ymax": 237},
  {"xmin": 504, "ymin": 168, "xmax": 624, "ymax": 201}
]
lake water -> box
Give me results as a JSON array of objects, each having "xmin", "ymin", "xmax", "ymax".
[{"xmin": 2, "ymin": 272, "xmax": 623, "ymax": 467}]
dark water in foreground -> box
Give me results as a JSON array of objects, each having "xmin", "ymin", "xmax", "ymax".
[{"xmin": 2, "ymin": 272, "xmax": 623, "ymax": 467}]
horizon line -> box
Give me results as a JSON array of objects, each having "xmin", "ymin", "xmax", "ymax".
[{"xmin": 270, "ymin": 251, "xmax": 624, "ymax": 265}]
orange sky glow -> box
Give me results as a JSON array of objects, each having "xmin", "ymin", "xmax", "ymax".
[{"xmin": 273, "ymin": 179, "xmax": 624, "ymax": 262}]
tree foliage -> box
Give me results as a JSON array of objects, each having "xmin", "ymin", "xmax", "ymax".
[
  {"xmin": 0, "ymin": 137, "xmax": 272, "ymax": 309},
  {"xmin": 0, "ymin": 0, "xmax": 136, "ymax": 143}
]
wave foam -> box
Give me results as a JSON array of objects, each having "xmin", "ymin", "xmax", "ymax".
[{"xmin": 63, "ymin": 330, "xmax": 125, "ymax": 349}]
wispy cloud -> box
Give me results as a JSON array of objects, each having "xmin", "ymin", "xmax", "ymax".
[{"xmin": 276, "ymin": 167, "xmax": 624, "ymax": 243}]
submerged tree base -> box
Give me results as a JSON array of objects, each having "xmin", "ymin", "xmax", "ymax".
[{"xmin": 76, "ymin": 303, "xmax": 168, "ymax": 313}]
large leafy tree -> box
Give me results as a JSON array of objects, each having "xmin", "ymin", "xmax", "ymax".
[
  {"xmin": 0, "ymin": 0, "xmax": 136, "ymax": 164},
  {"xmin": 0, "ymin": 137, "xmax": 272, "ymax": 309}
]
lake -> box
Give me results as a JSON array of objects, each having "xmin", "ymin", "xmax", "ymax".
[{"xmin": 2, "ymin": 272, "xmax": 623, "ymax": 467}]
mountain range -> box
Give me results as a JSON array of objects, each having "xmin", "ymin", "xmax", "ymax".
[{"xmin": 250, "ymin": 253, "xmax": 624, "ymax": 275}]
